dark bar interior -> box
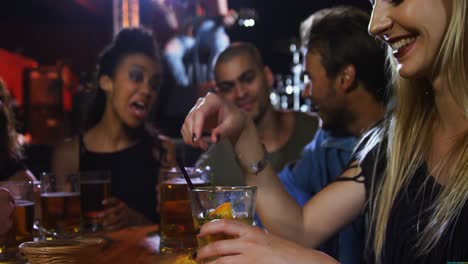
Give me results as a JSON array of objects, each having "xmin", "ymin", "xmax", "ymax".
[{"xmin": 1, "ymin": 1, "xmax": 466, "ymax": 263}]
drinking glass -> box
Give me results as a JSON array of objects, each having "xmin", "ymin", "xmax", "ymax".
[
  {"xmin": 0, "ymin": 181, "xmax": 34, "ymax": 262},
  {"xmin": 79, "ymin": 171, "xmax": 111, "ymax": 233},
  {"xmin": 158, "ymin": 167, "xmax": 210, "ymax": 254},
  {"xmin": 40, "ymin": 173, "xmax": 81, "ymax": 239},
  {"xmin": 190, "ymin": 186, "xmax": 257, "ymax": 262}
]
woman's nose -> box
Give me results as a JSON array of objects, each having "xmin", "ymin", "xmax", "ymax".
[{"xmin": 368, "ymin": 1, "xmax": 393, "ymax": 38}]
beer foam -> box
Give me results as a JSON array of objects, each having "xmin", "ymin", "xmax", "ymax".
[
  {"xmin": 15, "ymin": 200, "xmax": 35, "ymax": 207},
  {"xmin": 191, "ymin": 177, "xmax": 207, "ymax": 184},
  {"xmin": 41, "ymin": 192, "xmax": 80, "ymax": 197},
  {"xmin": 164, "ymin": 178, "xmax": 188, "ymax": 184},
  {"xmin": 164, "ymin": 177, "xmax": 207, "ymax": 184}
]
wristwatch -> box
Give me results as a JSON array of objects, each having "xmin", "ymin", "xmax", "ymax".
[{"xmin": 237, "ymin": 145, "xmax": 269, "ymax": 175}]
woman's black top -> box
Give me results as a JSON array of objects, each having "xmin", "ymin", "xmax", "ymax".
[
  {"xmin": 0, "ymin": 158, "xmax": 26, "ymax": 181},
  {"xmin": 79, "ymin": 134, "xmax": 161, "ymax": 223},
  {"xmin": 358, "ymin": 140, "xmax": 468, "ymax": 263}
]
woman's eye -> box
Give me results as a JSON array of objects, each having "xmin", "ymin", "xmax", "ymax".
[
  {"xmin": 129, "ymin": 69, "xmax": 144, "ymax": 83},
  {"xmin": 149, "ymin": 76, "xmax": 161, "ymax": 92},
  {"xmin": 389, "ymin": 0, "xmax": 403, "ymax": 5}
]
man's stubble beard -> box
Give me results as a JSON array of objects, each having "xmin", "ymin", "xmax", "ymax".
[
  {"xmin": 322, "ymin": 105, "xmax": 355, "ymax": 137},
  {"xmin": 252, "ymin": 98, "xmax": 270, "ymax": 126}
]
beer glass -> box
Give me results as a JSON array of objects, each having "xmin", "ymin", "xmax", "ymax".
[
  {"xmin": 158, "ymin": 167, "xmax": 210, "ymax": 254},
  {"xmin": 0, "ymin": 181, "xmax": 34, "ymax": 262},
  {"xmin": 40, "ymin": 173, "xmax": 81, "ymax": 239},
  {"xmin": 190, "ymin": 186, "xmax": 257, "ymax": 262},
  {"xmin": 79, "ymin": 171, "xmax": 111, "ymax": 233},
  {"xmin": 32, "ymin": 180, "xmax": 42, "ymax": 238}
]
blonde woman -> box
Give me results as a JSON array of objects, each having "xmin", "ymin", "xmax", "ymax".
[{"xmin": 180, "ymin": 0, "xmax": 468, "ymax": 263}]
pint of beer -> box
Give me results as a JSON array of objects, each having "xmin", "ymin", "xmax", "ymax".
[
  {"xmin": 40, "ymin": 173, "xmax": 81, "ymax": 239},
  {"xmin": 0, "ymin": 181, "xmax": 34, "ymax": 262},
  {"xmin": 158, "ymin": 167, "xmax": 210, "ymax": 254},
  {"xmin": 80, "ymin": 171, "xmax": 111, "ymax": 233}
]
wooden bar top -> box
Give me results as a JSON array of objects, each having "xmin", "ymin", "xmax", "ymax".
[{"xmin": 96, "ymin": 225, "xmax": 196, "ymax": 264}]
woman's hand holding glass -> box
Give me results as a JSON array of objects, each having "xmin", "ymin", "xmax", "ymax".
[
  {"xmin": 98, "ymin": 197, "xmax": 130, "ymax": 232},
  {"xmin": 195, "ymin": 219, "xmax": 338, "ymax": 264}
]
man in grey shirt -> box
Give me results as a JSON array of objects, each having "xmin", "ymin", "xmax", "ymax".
[{"xmin": 196, "ymin": 42, "xmax": 319, "ymax": 185}]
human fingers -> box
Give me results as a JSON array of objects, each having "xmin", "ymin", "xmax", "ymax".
[
  {"xmin": 104, "ymin": 212, "xmax": 128, "ymax": 231},
  {"xmin": 189, "ymin": 98, "xmax": 217, "ymax": 150},
  {"xmin": 198, "ymin": 219, "xmax": 254, "ymax": 240},
  {"xmin": 98, "ymin": 197, "xmax": 128, "ymax": 230},
  {"xmin": 181, "ymin": 98, "xmax": 204, "ymax": 147},
  {"xmin": 182, "ymin": 95, "xmax": 222, "ymax": 149},
  {"xmin": 102, "ymin": 197, "xmax": 119, "ymax": 207},
  {"xmin": 196, "ymin": 238, "xmax": 250, "ymax": 262},
  {"xmin": 101, "ymin": 201, "xmax": 128, "ymax": 231},
  {"xmin": 209, "ymin": 102, "xmax": 247, "ymax": 145}
]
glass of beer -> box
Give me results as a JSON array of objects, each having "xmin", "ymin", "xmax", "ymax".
[
  {"xmin": 0, "ymin": 181, "xmax": 34, "ymax": 262},
  {"xmin": 40, "ymin": 173, "xmax": 81, "ymax": 240},
  {"xmin": 79, "ymin": 171, "xmax": 111, "ymax": 233},
  {"xmin": 158, "ymin": 167, "xmax": 210, "ymax": 254},
  {"xmin": 190, "ymin": 186, "xmax": 257, "ymax": 262},
  {"xmin": 32, "ymin": 180, "xmax": 42, "ymax": 239}
]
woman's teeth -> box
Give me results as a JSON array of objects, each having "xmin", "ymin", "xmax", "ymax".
[
  {"xmin": 391, "ymin": 37, "xmax": 416, "ymax": 51},
  {"xmin": 132, "ymin": 102, "xmax": 145, "ymax": 111}
]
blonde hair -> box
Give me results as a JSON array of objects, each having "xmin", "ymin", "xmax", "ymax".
[{"xmin": 368, "ymin": 0, "xmax": 468, "ymax": 261}]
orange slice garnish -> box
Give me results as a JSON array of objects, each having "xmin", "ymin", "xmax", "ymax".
[{"xmin": 208, "ymin": 202, "xmax": 234, "ymax": 219}]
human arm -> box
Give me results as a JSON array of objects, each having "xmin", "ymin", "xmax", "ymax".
[
  {"xmin": 9, "ymin": 170, "xmax": 36, "ymax": 182},
  {"xmin": 195, "ymin": 219, "xmax": 339, "ymax": 264},
  {"xmin": 1, "ymin": 153, "xmax": 37, "ymax": 182},
  {"xmin": 99, "ymin": 197, "xmax": 152, "ymax": 231},
  {"xmin": 181, "ymin": 93, "xmax": 366, "ymax": 247},
  {"xmin": 153, "ymin": 0, "xmax": 180, "ymax": 31},
  {"xmin": 278, "ymin": 162, "xmax": 314, "ymax": 207},
  {"xmin": 247, "ymin": 162, "xmax": 365, "ymax": 248},
  {"xmin": 0, "ymin": 187, "xmax": 14, "ymax": 244}
]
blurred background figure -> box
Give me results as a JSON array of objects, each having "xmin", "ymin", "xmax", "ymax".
[
  {"xmin": 0, "ymin": 79, "xmax": 35, "ymax": 182},
  {"xmin": 157, "ymin": 0, "xmax": 234, "ymax": 89},
  {"xmin": 51, "ymin": 27, "xmax": 175, "ymax": 231},
  {"xmin": 152, "ymin": 0, "xmax": 237, "ymax": 139},
  {"xmin": 0, "ymin": 187, "xmax": 14, "ymax": 245}
]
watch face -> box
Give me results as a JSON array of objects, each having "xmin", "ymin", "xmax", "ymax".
[
  {"xmin": 236, "ymin": 145, "xmax": 268, "ymax": 175},
  {"xmin": 253, "ymin": 159, "xmax": 268, "ymax": 175}
]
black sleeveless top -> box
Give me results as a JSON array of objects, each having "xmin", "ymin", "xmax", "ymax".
[
  {"xmin": 0, "ymin": 158, "xmax": 26, "ymax": 181},
  {"xmin": 79, "ymin": 134, "xmax": 161, "ymax": 223},
  {"xmin": 359, "ymin": 140, "xmax": 468, "ymax": 263}
]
